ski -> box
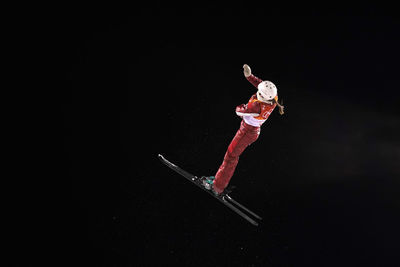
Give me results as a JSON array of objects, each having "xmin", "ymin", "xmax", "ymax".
[
  {"xmin": 158, "ymin": 154, "xmax": 262, "ymax": 226},
  {"xmin": 224, "ymin": 195, "xmax": 263, "ymax": 220}
]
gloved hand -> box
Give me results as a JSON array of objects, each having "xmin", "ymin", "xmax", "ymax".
[{"xmin": 243, "ymin": 64, "xmax": 251, "ymax": 77}]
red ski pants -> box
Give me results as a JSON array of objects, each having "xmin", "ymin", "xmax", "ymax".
[{"xmin": 213, "ymin": 120, "xmax": 260, "ymax": 193}]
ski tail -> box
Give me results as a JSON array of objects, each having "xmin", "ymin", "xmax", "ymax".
[
  {"xmin": 225, "ymin": 195, "xmax": 263, "ymax": 220},
  {"xmin": 222, "ymin": 196, "xmax": 259, "ymax": 226}
]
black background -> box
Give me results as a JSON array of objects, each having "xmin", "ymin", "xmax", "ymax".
[{"xmin": 65, "ymin": 4, "xmax": 400, "ymax": 266}]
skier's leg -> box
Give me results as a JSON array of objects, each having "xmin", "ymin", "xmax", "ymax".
[{"xmin": 213, "ymin": 122, "xmax": 259, "ymax": 193}]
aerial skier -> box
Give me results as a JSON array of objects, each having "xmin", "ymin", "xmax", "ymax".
[
  {"xmin": 159, "ymin": 64, "xmax": 284, "ymax": 225},
  {"xmin": 201, "ymin": 64, "xmax": 285, "ymax": 195}
]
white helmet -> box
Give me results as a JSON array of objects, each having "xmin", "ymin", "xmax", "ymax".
[{"xmin": 257, "ymin": 81, "xmax": 277, "ymax": 102}]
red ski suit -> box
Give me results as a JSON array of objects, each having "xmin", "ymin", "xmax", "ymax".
[{"xmin": 213, "ymin": 74, "xmax": 277, "ymax": 194}]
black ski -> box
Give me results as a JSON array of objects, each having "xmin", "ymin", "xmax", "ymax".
[{"xmin": 158, "ymin": 154, "xmax": 262, "ymax": 226}]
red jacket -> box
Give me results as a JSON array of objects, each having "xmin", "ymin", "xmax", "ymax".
[{"xmin": 235, "ymin": 74, "xmax": 277, "ymax": 127}]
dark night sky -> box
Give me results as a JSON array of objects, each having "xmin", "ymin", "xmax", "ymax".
[{"xmin": 65, "ymin": 4, "xmax": 400, "ymax": 266}]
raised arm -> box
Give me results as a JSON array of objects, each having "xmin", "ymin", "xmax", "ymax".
[{"xmin": 243, "ymin": 64, "xmax": 263, "ymax": 88}]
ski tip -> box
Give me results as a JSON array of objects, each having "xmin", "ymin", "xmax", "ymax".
[{"xmin": 158, "ymin": 154, "xmax": 164, "ymax": 160}]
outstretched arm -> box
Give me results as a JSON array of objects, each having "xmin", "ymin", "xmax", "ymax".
[{"xmin": 243, "ymin": 64, "xmax": 263, "ymax": 88}]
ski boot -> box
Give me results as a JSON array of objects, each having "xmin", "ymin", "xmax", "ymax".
[
  {"xmin": 201, "ymin": 176, "xmax": 215, "ymax": 190},
  {"xmin": 201, "ymin": 176, "xmax": 220, "ymax": 196},
  {"xmin": 201, "ymin": 176, "xmax": 237, "ymax": 196}
]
